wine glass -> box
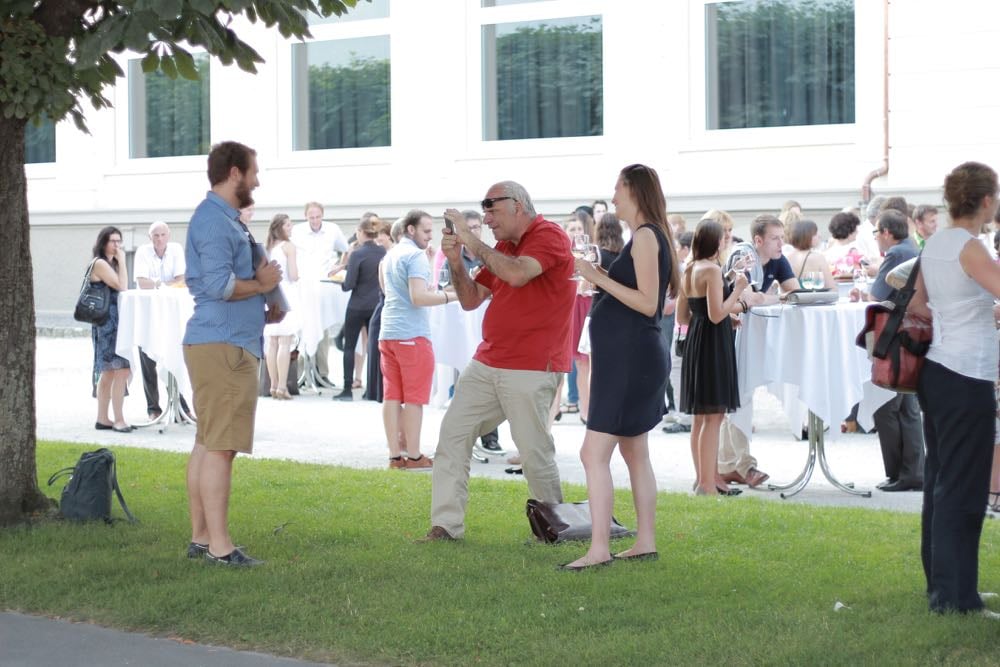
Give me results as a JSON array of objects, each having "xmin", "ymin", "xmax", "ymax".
[
  {"xmin": 438, "ymin": 264, "xmax": 451, "ymax": 290},
  {"xmin": 571, "ymin": 233, "xmax": 590, "ymax": 280},
  {"xmin": 581, "ymin": 244, "xmax": 600, "ymax": 295},
  {"xmin": 803, "ymin": 271, "xmax": 823, "ymax": 290},
  {"xmin": 729, "ymin": 247, "xmax": 758, "ymax": 288}
]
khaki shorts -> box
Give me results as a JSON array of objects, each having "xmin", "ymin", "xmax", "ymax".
[{"xmin": 184, "ymin": 343, "xmax": 259, "ymax": 453}]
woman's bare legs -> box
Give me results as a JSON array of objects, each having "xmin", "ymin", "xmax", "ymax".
[
  {"xmin": 692, "ymin": 413, "xmax": 724, "ymax": 494},
  {"xmin": 275, "ymin": 335, "xmax": 293, "ymax": 392},
  {"xmin": 576, "ymin": 355, "xmax": 591, "ymax": 420},
  {"xmin": 564, "ymin": 429, "xmax": 617, "ymax": 567},
  {"xmin": 96, "ymin": 370, "xmax": 113, "ymax": 425},
  {"xmin": 617, "ymin": 433, "xmax": 657, "ymax": 557},
  {"xmin": 265, "ymin": 336, "xmax": 279, "ymax": 393},
  {"xmin": 110, "ymin": 368, "xmax": 130, "ymax": 428}
]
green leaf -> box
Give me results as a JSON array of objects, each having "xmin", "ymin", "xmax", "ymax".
[
  {"xmin": 172, "ymin": 47, "xmax": 200, "ymax": 80},
  {"xmin": 123, "ymin": 16, "xmax": 151, "ymax": 51},
  {"xmin": 159, "ymin": 54, "xmax": 177, "ymax": 79},
  {"xmin": 149, "ymin": 0, "xmax": 184, "ymax": 20},
  {"xmin": 141, "ymin": 50, "xmax": 161, "ymax": 73}
]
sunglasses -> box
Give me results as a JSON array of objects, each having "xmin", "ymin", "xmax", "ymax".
[{"xmin": 481, "ymin": 196, "xmax": 514, "ymax": 211}]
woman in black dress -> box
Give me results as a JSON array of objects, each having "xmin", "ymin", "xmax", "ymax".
[
  {"xmin": 562, "ymin": 164, "xmax": 680, "ymax": 570},
  {"xmin": 89, "ymin": 226, "xmax": 133, "ymax": 432},
  {"xmin": 676, "ymin": 220, "xmax": 750, "ymax": 495}
]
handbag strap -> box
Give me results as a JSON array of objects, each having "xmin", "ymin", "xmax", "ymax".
[
  {"xmin": 109, "ymin": 457, "xmax": 137, "ymax": 523},
  {"xmin": 873, "ymin": 255, "xmax": 922, "ymax": 359},
  {"xmin": 79, "ymin": 258, "xmax": 100, "ymax": 294}
]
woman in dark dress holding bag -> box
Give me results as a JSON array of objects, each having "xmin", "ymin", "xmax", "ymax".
[
  {"xmin": 562, "ymin": 164, "xmax": 679, "ymax": 570},
  {"xmin": 89, "ymin": 226, "xmax": 132, "ymax": 432}
]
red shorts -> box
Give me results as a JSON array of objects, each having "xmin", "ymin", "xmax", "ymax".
[{"xmin": 379, "ymin": 337, "xmax": 434, "ymax": 404}]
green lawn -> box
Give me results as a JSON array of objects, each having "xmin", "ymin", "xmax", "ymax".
[{"xmin": 2, "ymin": 442, "xmax": 999, "ymax": 666}]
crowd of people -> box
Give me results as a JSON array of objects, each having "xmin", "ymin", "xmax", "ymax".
[{"xmin": 81, "ymin": 142, "xmax": 1000, "ymax": 618}]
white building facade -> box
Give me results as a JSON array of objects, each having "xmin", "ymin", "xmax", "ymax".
[{"xmin": 26, "ymin": 0, "xmax": 1000, "ymax": 315}]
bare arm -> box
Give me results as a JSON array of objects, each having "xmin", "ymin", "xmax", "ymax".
[
  {"xmin": 440, "ymin": 223, "xmax": 491, "ymax": 309},
  {"xmin": 465, "ymin": 234, "xmax": 543, "ymax": 288},
  {"xmin": 961, "ymin": 237, "xmax": 1000, "ymax": 298},
  {"xmin": 230, "ymin": 257, "xmax": 281, "ymax": 301},
  {"xmin": 577, "ymin": 227, "xmax": 660, "ymax": 317},
  {"xmin": 91, "ymin": 255, "xmax": 128, "ymax": 292},
  {"xmin": 284, "ymin": 242, "xmax": 298, "ymax": 282},
  {"xmin": 675, "ymin": 290, "xmax": 690, "ymax": 326},
  {"xmin": 408, "ymin": 276, "xmax": 450, "ymax": 307},
  {"xmin": 704, "ymin": 265, "xmax": 749, "ymax": 324}
]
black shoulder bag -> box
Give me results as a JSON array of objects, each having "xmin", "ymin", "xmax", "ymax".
[{"xmin": 73, "ymin": 259, "xmax": 112, "ymax": 325}]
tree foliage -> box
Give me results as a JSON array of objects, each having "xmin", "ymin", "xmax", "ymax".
[
  {"xmin": 0, "ymin": 0, "xmax": 367, "ymax": 526},
  {"xmin": 1, "ymin": 0, "xmax": 365, "ymax": 132}
]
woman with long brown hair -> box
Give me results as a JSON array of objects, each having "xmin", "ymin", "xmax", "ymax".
[
  {"xmin": 89, "ymin": 226, "xmax": 132, "ymax": 432},
  {"xmin": 562, "ymin": 164, "xmax": 679, "ymax": 570},
  {"xmin": 677, "ymin": 220, "xmax": 750, "ymax": 495},
  {"xmin": 263, "ymin": 213, "xmax": 300, "ymax": 399}
]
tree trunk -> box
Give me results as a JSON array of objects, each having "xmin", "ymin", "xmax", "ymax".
[{"xmin": 0, "ymin": 115, "xmax": 53, "ymax": 525}]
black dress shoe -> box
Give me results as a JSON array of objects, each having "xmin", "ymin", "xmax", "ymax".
[
  {"xmin": 880, "ymin": 479, "xmax": 922, "ymax": 492},
  {"xmin": 95, "ymin": 422, "xmax": 113, "ymax": 430},
  {"xmin": 333, "ymin": 390, "xmax": 353, "ymax": 401},
  {"xmin": 112, "ymin": 425, "xmax": 134, "ymax": 433},
  {"xmin": 875, "ymin": 478, "xmax": 898, "ymax": 490},
  {"xmin": 205, "ymin": 547, "xmax": 264, "ymax": 567}
]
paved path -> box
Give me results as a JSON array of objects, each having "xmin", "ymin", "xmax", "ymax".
[{"xmin": 36, "ymin": 336, "xmax": 922, "ymax": 512}]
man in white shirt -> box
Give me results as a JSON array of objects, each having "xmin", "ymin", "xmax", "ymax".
[
  {"xmin": 857, "ymin": 197, "xmax": 885, "ymax": 268},
  {"xmin": 290, "ymin": 201, "xmax": 349, "ymax": 384},
  {"xmin": 133, "ymin": 221, "xmax": 187, "ymax": 419}
]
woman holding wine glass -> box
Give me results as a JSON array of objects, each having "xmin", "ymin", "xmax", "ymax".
[{"xmin": 561, "ymin": 164, "xmax": 679, "ymax": 570}]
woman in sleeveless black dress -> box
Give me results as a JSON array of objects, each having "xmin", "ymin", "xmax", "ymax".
[
  {"xmin": 560, "ymin": 164, "xmax": 680, "ymax": 571},
  {"xmin": 678, "ymin": 220, "xmax": 750, "ymax": 496}
]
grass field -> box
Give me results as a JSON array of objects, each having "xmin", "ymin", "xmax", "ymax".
[{"xmin": 2, "ymin": 441, "xmax": 999, "ymax": 666}]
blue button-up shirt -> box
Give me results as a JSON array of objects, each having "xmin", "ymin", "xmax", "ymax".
[{"xmin": 183, "ymin": 191, "xmax": 265, "ymax": 358}]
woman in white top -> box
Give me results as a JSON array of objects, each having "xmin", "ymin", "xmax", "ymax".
[
  {"xmin": 908, "ymin": 161, "xmax": 1000, "ymax": 618},
  {"xmin": 263, "ymin": 214, "xmax": 300, "ymax": 399}
]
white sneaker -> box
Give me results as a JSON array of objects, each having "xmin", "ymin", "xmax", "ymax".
[{"xmin": 981, "ymin": 608, "xmax": 1000, "ymax": 620}]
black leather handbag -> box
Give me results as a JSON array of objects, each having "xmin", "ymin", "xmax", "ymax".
[
  {"xmin": 73, "ymin": 259, "xmax": 111, "ymax": 325},
  {"xmin": 526, "ymin": 499, "xmax": 634, "ymax": 544}
]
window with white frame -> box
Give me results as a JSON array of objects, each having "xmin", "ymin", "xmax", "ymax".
[
  {"xmin": 482, "ymin": 14, "xmax": 603, "ymax": 141},
  {"xmin": 25, "ymin": 117, "xmax": 55, "ymax": 164},
  {"xmin": 291, "ymin": 35, "xmax": 391, "ymax": 151},
  {"xmin": 705, "ymin": 0, "xmax": 855, "ymax": 130},
  {"xmin": 128, "ymin": 55, "xmax": 211, "ymax": 158}
]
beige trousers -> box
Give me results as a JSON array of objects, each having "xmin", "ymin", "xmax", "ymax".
[
  {"xmin": 430, "ymin": 360, "xmax": 563, "ymax": 538},
  {"xmin": 718, "ymin": 412, "xmax": 758, "ymax": 477}
]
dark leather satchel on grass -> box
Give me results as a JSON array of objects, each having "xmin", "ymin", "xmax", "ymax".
[{"xmin": 526, "ymin": 499, "xmax": 634, "ymax": 544}]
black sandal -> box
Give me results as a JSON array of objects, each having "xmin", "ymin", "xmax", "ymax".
[{"xmin": 989, "ymin": 491, "xmax": 1000, "ymax": 513}]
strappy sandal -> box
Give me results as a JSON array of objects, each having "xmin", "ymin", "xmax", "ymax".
[
  {"xmin": 562, "ymin": 403, "xmax": 579, "ymax": 414},
  {"xmin": 989, "ymin": 491, "xmax": 1000, "ymax": 513}
]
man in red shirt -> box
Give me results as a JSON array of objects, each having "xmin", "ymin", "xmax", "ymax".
[{"xmin": 421, "ymin": 181, "xmax": 575, "ymax": 541}]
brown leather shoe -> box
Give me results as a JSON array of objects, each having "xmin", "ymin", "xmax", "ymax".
[
  {"xmin": 721, "ymin": 470, "xmax": 748, "ymax": 485},
  {"xmin": 417, "ymin": 526, "xmax": 456, "ymax": 543}
]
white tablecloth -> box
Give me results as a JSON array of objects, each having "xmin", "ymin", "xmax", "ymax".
[
  {"xmin": 116, "ymin": 288, "xmax": 195, "ymax": 397},
  {"xmin": 428, "ymin": 301, "xmax": 489, "ymax": 406},
  {"xmin": 298, "ymin": 280, "xmax": 350, "ymax": 356},
  {"xmin": 731, "ymin": 301, "xmax": 895, "ymax": 440}
]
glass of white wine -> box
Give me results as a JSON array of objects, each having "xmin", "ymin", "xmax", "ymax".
[{"xmin": 571, "ymin": 233, "xmax": 590, "ymax": 280}]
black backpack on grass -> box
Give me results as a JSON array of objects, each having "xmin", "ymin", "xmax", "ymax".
[{"xmin": 47, "ymin": 448, "xmax": 136, "ymax": 523}]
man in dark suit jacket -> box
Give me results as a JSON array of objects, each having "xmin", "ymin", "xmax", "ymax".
[{"xmin": 854, "ymin": 207, "xmax": 924, "ymax": 492}]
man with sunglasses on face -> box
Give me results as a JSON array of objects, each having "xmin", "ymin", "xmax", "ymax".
[{"xmin": 420, "ymin": 181, "xmax": 576, "ymax": 542}]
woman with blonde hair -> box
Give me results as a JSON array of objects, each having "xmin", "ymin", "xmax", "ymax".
[
  {"xmin": 263, "ymin": 214, "xmax": 300, "ymax": 399},
  {"xmin": 702, "ymin": 209, "xmax": 735, "ymax": 264}
]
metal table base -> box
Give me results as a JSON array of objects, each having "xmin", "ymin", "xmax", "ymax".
[{"xmin": 767, "ymin": 411, "xmax": 871, "ymax": 499}]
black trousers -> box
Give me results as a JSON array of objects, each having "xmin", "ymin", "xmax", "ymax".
[
  {"xmin": 917, "ymin": 359, "xmax": 994, "ymax": 613},
  {"xmin": 139, "ymin": 348, "xmax": 160, "ymax": 412},
  {"xmin": 342, "ymin": 307, "xmax": 374, "ymax": 390},
  {"xmin": 873, "ymin": 393, "xmax": 924, "ymax": 483}
]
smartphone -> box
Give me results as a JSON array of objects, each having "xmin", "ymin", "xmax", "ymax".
[{"xmin": 444, "ymin": 216, "xmax": 455, "ymax": 232}]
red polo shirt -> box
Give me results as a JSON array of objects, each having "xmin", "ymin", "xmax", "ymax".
[{"xmin": 474, "ymin": 215, "xmax": 575, "ymax": 372}]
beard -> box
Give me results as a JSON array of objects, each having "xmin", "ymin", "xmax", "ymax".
[{"xmin": 235, "ymin": 178, "xmax": 255, "ymax": 209}]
